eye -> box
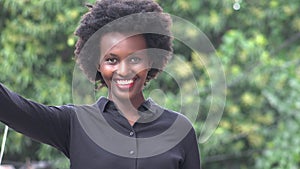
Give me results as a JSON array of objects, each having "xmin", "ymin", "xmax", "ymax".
[
  {"xmin": 107, "ymin": 58, "xmax": 117, "ymax": 63},
  {"xmin": 104, "ymin": 57, "xmax": 118, "ymax": 64},
  {"xmin": 129, "ymin": 57, "xmax": 141, "ymax": 64}
]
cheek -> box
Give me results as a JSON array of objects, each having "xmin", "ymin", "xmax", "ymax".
[
  {"xmin": 134, "ymin": 64, "xmax": 150, "ymax": 78},
  {"xmin": 99, "ymin": 65, "xmax": 115, "ymax": 81},
  {"xmin": 134, "ymin": 59, "xmax": 151, "ymax": 72}
]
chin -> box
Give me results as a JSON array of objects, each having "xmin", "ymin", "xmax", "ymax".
[{"xmin": 110, "ymin": 87, "xmax": 137, "ymax": 100}]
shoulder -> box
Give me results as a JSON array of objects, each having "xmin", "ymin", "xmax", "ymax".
[
  {"xmin": 156, "ymin": 104, "xmax": 194, "ymax": 128},
  {"xmin": 147, "ymin": 99, "xmax": 195, "ymax": 132}
]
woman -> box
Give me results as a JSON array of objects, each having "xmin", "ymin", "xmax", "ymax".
[{"xmin": 0, "ymin": 0, "xmax": 201, "ymax": 168}]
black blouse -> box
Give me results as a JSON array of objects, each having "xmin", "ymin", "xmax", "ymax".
[{"xmin": 0, "ymin": 83, "xmax": 201, "ymax": 169}]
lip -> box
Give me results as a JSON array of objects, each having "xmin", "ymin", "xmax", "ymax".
[{"xmin": 113, "ymin": 78, "xmax": 136, "ymax": 89}]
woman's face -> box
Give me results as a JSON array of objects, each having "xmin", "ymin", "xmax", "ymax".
[{"xmin": 98, "ymin": 32, "xmax": 152, "ymax": 101}]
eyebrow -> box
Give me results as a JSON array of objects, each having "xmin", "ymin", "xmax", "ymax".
[
  {"xmin": 107, "ymin": 51, "xmax": 144, "ymax": 57},
  {"xmin": 103, "ymin": 53, "xmax": 118, "ymax": 58}
]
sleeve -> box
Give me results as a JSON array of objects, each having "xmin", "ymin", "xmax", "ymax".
[
  {"xmin": 181, "ymin": 128, "xmax": 201, "ymax": 169},
  {"xmin": 0, "ymin": 83, "xmax": 71, "ymax": 157}
]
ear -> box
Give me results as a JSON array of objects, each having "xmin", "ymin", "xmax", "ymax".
[
  {"xmin": 148, "ymin": 60, "xmax": 154, "ymax": 70},
  {"xmin": 97, "ymin": 64, "xmax": 101, "ymax": 72}
]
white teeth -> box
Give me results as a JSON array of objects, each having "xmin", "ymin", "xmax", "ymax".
[{"xmin": 116, "ymin": 79, "xmax": 134, "ymax": 85}]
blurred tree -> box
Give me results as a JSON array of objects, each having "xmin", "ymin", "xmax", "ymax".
[
  {"xmin": 155, "ymin": 0, "xmax": 300, "ymax": 168},
  {"xmin": 0, "ymin": 0, "xmax": 94, "ymax": 168},
  {"xmin": 0, "ymin": 0, "xmax": 300, "ymax": 169}
]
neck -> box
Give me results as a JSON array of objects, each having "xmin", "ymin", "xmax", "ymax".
[{"xmin": 108, "ymin": 93, "xmax": 145, "ymax": 123}]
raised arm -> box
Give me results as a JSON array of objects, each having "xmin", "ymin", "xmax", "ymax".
[{"xmin": 0, "ymin": 83, "xmax": 71, "ymax": 156}]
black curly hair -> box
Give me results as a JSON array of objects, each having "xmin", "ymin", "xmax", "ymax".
[{"xmin": 74, "ymin": 0, "xmax": 173, "ymax": 89}]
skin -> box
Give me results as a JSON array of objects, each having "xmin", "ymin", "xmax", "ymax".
[{"xmin": 98, "ymin": 32, "xmax": 152, "ymax": 125}]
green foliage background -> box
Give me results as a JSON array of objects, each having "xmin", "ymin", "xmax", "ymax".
[{"xmin": 0, "ymin": 0, "xmax": 299, "ymax": 168}]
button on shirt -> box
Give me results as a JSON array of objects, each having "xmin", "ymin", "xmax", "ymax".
[
  {"xmin": 0, "ymin": 84, "xmax": 201, "ymax": 169},
  {"xmin": 129, "ymin": 131, "xmax": 134, "ymax": 136}
]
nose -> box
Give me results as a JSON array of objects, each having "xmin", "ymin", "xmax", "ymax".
[{"xmin": 116, "ymin": 61, "xmax": 131, "ymax": 77}]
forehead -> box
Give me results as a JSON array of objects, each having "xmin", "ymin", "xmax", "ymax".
[{"xmin": 100, "ymin": 32, "xmax": 147, "ymax": 56}]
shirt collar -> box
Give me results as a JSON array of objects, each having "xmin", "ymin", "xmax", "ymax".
[
  {"xmin": 96, "ymin": 97, "xmax": 110, "ymax": 113},
  {"xmin": 96, "ymin": 97, "xmax": 164, "ymax": 122}
]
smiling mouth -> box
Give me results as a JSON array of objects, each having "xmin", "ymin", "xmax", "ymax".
[
  {"xmin": 114, "ymin": 79, "xmax": 135, "ymax": 89},
  {"xmin": 116, "ymin": 79, "xmax": 134, "ymax": 85}
]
